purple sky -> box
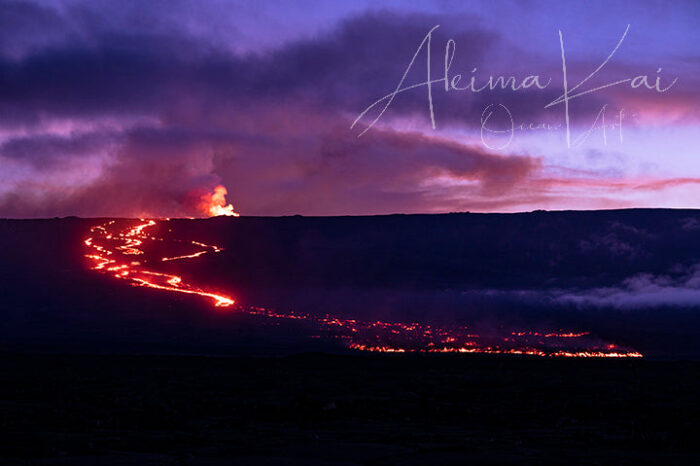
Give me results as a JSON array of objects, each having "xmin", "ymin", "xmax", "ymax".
[{"xmin": 0, "ymin": 0, "xmax": 698, "ymax": 217}]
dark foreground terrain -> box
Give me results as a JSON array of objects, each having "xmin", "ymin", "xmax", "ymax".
[
  {"xmin": 1, "ymin": 210, "xmax": 700, "ymax": 464},
  {"xmin": 1, "ymin": 352, "xmax": 698, "ymax": 465}
]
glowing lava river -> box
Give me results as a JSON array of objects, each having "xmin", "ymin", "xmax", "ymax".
[{"xmin": 84, "ymin": 219, "xmax": 643, "ymax": 358}]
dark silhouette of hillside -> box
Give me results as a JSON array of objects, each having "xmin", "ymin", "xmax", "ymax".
[
  {"xmin": 1, "ymin": 209, "xmax": 700, "ymax": 357},
  {"xmin": 178, "ymin": 208, "xmax": 700, "ymax": 290},
  {"xmin": 1, "ymin": 210, "xmax": 700, "ymax": 464}
]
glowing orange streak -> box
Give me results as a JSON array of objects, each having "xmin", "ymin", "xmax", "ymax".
[
  {"xmin": 83, "ymin": 219, "xmax": 643, "ymax": 358},
  {"xmin": 84, "ymin": 220, "xmax": 234, "ymax": 308},
  {"xmin": 348, "ymin": 344, "xmax": 643, "ymax": 358},
  {"xmin": 551, "ymin": 351, "xmax": 643, "ymax": 358},
  {"xmin": 162, "ymin": 250, "xmax": 209, "ymax": 261},
  {"xmin": 131, "ymin": 277, "xmax": 234, "ymax": 307},
  {"xmin": 548, "ymin": 332, "xmax": 590, "ymax": 338}
]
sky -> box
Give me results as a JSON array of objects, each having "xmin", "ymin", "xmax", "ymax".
[{"xmin": 0, "ymin": 0, "xmax": 698, "ymax": 217}]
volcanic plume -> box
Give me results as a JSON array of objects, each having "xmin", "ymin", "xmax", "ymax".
[{"xmin": 199, "ymin": 185, "xmax": 239, "ymax": 217}]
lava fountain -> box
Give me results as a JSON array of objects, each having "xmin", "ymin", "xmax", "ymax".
[{"xmin": 200, "ymin": 185, "xmax": 239, "ymax": 217}]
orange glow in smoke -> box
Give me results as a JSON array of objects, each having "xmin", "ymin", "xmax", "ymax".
[
  {"xmin": 84, "ymin": 219, "xmax": 643, "ymax": 358},
  {"xmin": 200, "ymin": 185, "xmax": 239, "ymax": 217}
]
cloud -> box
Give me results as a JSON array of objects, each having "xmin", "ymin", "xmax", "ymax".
[
  {"xmin": 0, "ymin": 3, "xmax": 697, "ymax": 217},
  {"xmin": 553, "ymin": 266, "xmax": 700, "ymax": 309},
  {"xmin": 0, "ymin": 7, "xmax": 546, "ymax": 217},
  {"xmin": 0, "ymin": 6, "xmax": 644, "ymax": 131}
]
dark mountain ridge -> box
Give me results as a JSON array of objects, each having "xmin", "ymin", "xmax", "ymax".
[{"xmin": 1, "ymin": 209, "xmax": 699, "ymax": 358}]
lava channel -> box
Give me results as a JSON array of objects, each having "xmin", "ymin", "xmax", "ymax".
[{"xmin": 84, "ymin": 219, "xmax": 643, "ymax": 358}]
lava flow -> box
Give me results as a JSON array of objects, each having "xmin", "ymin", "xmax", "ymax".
[
  {"xmin": 84, "ymin": 219, "xmax": 643, "ymax": 358},
  {"xmin": 85, "ymin": 220, "xmax": 234, "ymax": 307}
]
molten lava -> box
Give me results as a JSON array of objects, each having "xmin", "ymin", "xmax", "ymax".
[
  {"xmin": 200, "ymin": 185, "xmax": 239, "ymax": 217},
  {"xmin": 85, "ymin": 220, "xmax": 234, "ymax": 307},
  {"xmin": 84, "ymin": 219, "xmax": 643, "ymax": 358}
]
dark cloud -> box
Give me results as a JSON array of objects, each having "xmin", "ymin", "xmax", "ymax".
[
  {"xmin": 0, "ymin": 6, "xmax": 550, "ymax": 217},
  {"xmin": 0, "ymin": 104, "xmax": 541, "ymax": 217},
  {"xmin": 0, "ymin": 131, "xmax": 113, "ymax": 168},
  {"xmin": 0, "ymin": 3, "xmax": 695, "ymax": 217},
  {"xmin": 0, "ymin": 7, "xmax": 615, "ymax": 129}
]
